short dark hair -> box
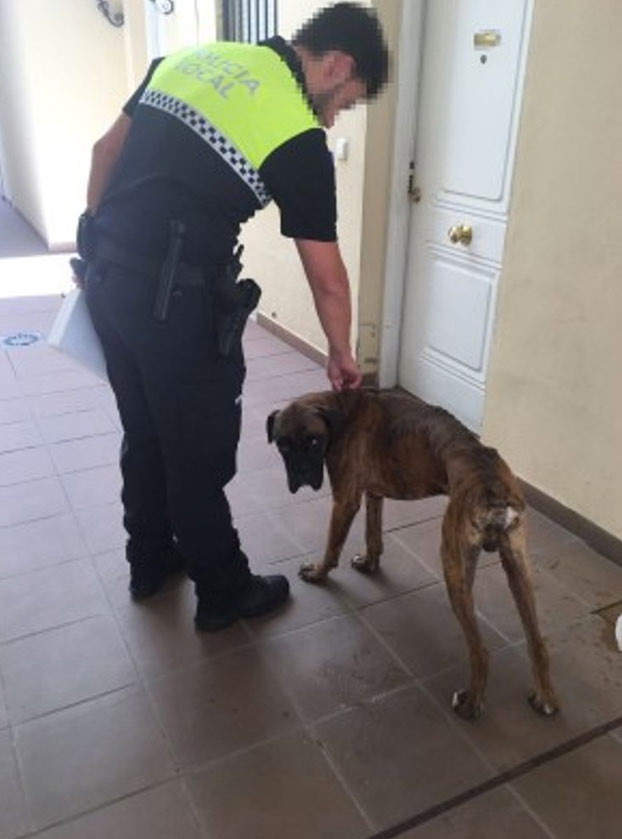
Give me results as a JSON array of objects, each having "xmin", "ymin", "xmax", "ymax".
[{"xmin": 293, "ymin": 2, "xmax": 389, "ymax": 99}]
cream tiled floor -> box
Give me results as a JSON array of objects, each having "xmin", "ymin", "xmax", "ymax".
[{"xmin": 1, "ymin": 251, "xmax": 622, "ymax": 837}]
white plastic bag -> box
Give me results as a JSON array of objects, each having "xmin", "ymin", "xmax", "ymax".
[{"xmin": 47, "ymin": 288, "xmax": 108, "ymax": 380}]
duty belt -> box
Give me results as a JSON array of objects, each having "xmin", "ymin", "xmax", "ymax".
[{"xmin": 93, "ymin": 236, "xmax": 205, "ymax": 288}]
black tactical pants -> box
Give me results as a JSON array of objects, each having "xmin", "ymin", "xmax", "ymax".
[{"xmin": 85, "ymin": 259, "xmax": 250, "ymax": 595}]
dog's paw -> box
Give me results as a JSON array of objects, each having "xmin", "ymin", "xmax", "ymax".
[
  {"xmin": 451, "ymin": 689, "xmax": 484, "ymax": 720},
  {"xmin": 528, "ymin": 691, "xmax": 559, "ymax": 717},
  {"xmin": 298, "ymin": 562, "xmax": 328, "ymax": 584},
  {"xmin": 351, "ymin": 554, "xmax": 379, "ymax": 574}
]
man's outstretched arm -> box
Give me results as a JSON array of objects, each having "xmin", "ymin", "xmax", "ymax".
[{"xmin": 295, "ymin": 238, "xmax": 362, "ymax": 391}]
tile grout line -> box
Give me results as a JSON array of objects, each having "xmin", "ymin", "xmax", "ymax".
[{"xmin": 362, "ymin": 712, "xmax": 622, "ymax": 839}]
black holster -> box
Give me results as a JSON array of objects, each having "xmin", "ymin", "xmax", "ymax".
[{"xmin": 213, "ymin": 247, "xmax": 261, "ymax": 357}]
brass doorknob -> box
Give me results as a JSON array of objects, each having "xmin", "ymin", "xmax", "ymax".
[{"xmin": 448, "ymin": 224, "xmax": 472, "ymax": 245}]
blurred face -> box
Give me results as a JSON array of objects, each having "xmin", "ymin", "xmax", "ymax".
[
  {"xmin": 311, "ymin": 76, "xmax": 367, "ymax": 128},
  {"xmin": 296, "ymin": 48, "xmax": 367, "ymax": 129}
]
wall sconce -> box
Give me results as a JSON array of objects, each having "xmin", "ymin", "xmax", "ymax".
[
  {"xmin": 150, "ymin": 0, "xmax": 175, "ymax": 12},
  {"xmin": 95, "ymin": 1, "xmax": 124, "ymax": 27},
  {"xmin": 95, "ymin": 1, "xmax": 175, "ymax": 28}
]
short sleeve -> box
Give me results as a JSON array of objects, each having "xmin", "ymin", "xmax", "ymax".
[
  {"xmin": 259, "ymin": 129, "xmax": 337, "ymax": 242},
  {"xmin": 122, "ymin": 58, "xmax": 164, "ymax": 116}
]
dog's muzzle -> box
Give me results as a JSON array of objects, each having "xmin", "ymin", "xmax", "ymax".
[{"xmin": 286, "ymin": 464, "xmax": 324, "ymax": 493}]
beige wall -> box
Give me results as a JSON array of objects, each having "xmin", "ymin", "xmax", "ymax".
[
  {"xmin": 483, "ymin": 0, "xmax": 622, "ymax": 539},
  {"xmin": 357, "ymin": 0, "xmax": 402, "ymax": 376},
  {"xmin": 241, "ymin": 0, "xmax": 371, "ymax": 355},
  {"xmin": 0, "ymin": 0, "xmax": 129, "ymax": 248}
]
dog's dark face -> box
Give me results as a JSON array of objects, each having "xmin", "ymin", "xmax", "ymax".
[{"xmin": 266, "ymin": 402, "xmax": 332, "ymax": 493}]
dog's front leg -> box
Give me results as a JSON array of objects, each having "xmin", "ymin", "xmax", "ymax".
[
  {"xmin": 352, "ymin": 493, "xmax": 383, "ymax": 573},
  {"xmin": 300, "ymin": 494, "xmax": 361, "ymax": 583}
]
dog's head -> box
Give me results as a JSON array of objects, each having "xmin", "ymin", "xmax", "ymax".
[{"xmin": 266, "ymin": 397, "xmax": 340, "ymax": 493}]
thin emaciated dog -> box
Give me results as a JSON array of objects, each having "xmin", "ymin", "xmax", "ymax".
[{"xmin": 267, "ymin": 388, "xmax": 558, "ymax": 720}]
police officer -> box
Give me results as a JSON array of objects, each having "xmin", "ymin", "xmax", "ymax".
[{"xmin": 79, "ymin": 2, "xmax": 389, "ymax": 631}]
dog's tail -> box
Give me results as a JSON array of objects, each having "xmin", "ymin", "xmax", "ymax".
[{"xmin": 480, "ymin": 502, "xmax": 522, "ymax": 552}]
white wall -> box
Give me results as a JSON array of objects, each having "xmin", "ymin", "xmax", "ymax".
[{"xmin": 0, "ymin": 0, "xmax": 130, "ymax": 249}]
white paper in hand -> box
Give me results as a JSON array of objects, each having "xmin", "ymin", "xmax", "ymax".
[{"xmin": 47, "ymin": 288, "xmax": 108, "ymax": 380}]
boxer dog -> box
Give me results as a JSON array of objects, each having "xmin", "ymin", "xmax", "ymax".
[{"xmin": 267, "ymin": 388, "xmax": 558, "ymax": 720}]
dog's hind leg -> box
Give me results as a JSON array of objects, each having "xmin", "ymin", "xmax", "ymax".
[
  {"xmin": 441, "ymin": 516, "xmax": 489, "ymax": 719},
  {"xmin": 352, "ymin": 493, "xmax": 383, "ymax": 573},
  {"xmin": 499, "ymin": 525, "xmax": 559, "ymax": 716},
  {"xmin": 300, "ymin": 493, "xmax": 362, "ymax": 583}
]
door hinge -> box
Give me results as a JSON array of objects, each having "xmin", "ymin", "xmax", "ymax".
[{"xmin": 407, "ymin": 160, "xmax": 421, "ymax": 203}]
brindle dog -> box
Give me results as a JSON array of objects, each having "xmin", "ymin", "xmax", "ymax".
[{"xmin": 267, "ymin": 388, "xmax": 558, "ymax": 720}]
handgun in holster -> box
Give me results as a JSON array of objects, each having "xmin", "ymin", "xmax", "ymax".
[
  {"xmin": 153, "ymin": 219, "xmax": 187, "ymax": 322},
  {"xmin": 213, "ymin": 246, "xmax": 262, "ymax": 357},
  {"xmin": 76, "ymin": 210, "xmax": 96, "ymax": 261}
]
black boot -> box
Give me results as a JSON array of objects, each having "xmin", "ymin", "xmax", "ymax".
[
  {"xmin": 195, "ymin": 574, "xmax": 290, "ymax": 632},
  {"xmin": 129, "ymin": 545, "xmax": 187, "ymax": 600}
]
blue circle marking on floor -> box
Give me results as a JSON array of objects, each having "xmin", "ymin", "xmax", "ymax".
[{"xmin": 1, "ymin": 331, "xmax": 44, "ymax": 348}]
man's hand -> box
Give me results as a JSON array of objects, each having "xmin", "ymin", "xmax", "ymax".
[
  {"xmin": 70, "ymin": 257, "xmax": 87, "ymax": 290},
  {"xmin": 327, "ymin": 347, "xmax": 362, "ymax": 391}
]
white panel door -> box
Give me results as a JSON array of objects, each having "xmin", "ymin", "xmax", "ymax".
[{"xmin": 398, "ymin": 0, "xmax": 532, "ymax": 431}]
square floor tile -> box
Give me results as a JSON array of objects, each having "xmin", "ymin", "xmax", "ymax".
[
  {"xmin": 259, "ymin": 613, "xmax": 410, "ymax": 722},
  {"xmin": 424, "ymin": 616, "xmax": 622, "ymax": 772},
  {"xmin": 148, "ymin": 646, "xmax": 301, "ymax": 769},
  {"xmin": 398, "ymin": 785, "xmax": 550, "ymax": 838},
  {"xmin": 19, "ymin": 368, "xmax": 98, "ymax": 397},
  {"xmin": 314, "ymin": 685, "xmax": 492, "ymax": 831},
  {"xmin": 0, "ymin": 729, "xmax": 31, "ymax": 839},
  {"xmin": 0, "ymin": 475, "xmax": 68, "ymax": 527},
  {"xmin": 235, "ymin": 510, "xmax": 302, "ymax": 566},
  {"xmin": 60, "ymin": 464, "xmax": 122, "ymax": 510},
  {"xmin": 49, "ymin": 432, "xmax": 121, "ymax": 474},
  {"xmin": 75, "ymin": 502, "xmax": 125, "ymax": 554},
  {"xmin": 244, "ymin": 555, "xmax": 349, "ymax": 639},
  {"xmin": 0, "ymin": 445, "xmax": 55, "ymax": 486},
  {"xmin": 325, "ymin": 533, "xmax": 439, "ymax": 609},
  {"xmin": 34, "ymin": 780, "xmax": 202, "ymax": 839},
  {"xmin": 246, "ymin": 351, "xmax": 320, "ymax": 381},
  {"xmin": 0, "ymin": 513, "xmax": 88, "ymax": 580},
  {"xmin": 0, "ymin": 615, "xmax": 136, "ymax": 723},
  {"xmin": 511, "ymin": 735, "xmax": 622, "ymax": 839},
  {"xmin": 382, "ymin": 495, "xmax": 448, "ymax": 532},
  {"xmin": 361, "ymin": 583, "xmax": 507, "ymax": 679},
  {"xmin": 535, "ymin": 539, "xmax": 622, "ymax": 610},
  {"xmin": 0, "ymin": 559, "xmax": 108, "ymax": 642},
  {"xmin": 393, "ymin": 517, "xmax": 499, "ymax": 576},
  {"xmin": 0, "ymin": 398, "xmax": 30, "ymax": 425},
  {"xmin": 526, "ymin": 507, "xmax": 581, "ymax": 554},
  {"xmin": 27, "ymin": 386, "xmax": 104, "ymax": 419},
  {"xmin": 0, "ymin": 418, "xmax": 42, "ymax": 454},
  {"xmin": 37, "ymin": 407, "xmax": 116, "ymax": 444},
  {"xmin": 115, "ymin": 581, "xmax": 251, "ymax": 678},
  {"xmin": 470, "ymin": 561, "xmax": 590, "ymax": 643},
  {"xmin": 15, "ymin": 686, "xmax": 175, "ymax": 830},
  {"xmin": 188, "ymin": 731, "xmax": 369, "ymax": 839}
]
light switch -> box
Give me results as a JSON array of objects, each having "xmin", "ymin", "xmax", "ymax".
[{"xmin": 334, "ymin": 137, "xmax": 349, "ymax": 161}]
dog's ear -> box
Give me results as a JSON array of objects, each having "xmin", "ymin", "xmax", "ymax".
[
  {"xmin": 316, "ymin": 405, "xmax": 342, "ymax": 440},
  {"xmin": 266, "ymin": 410, "xmax": 280, "ymax": 444}
]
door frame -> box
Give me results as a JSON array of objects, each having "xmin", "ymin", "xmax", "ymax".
[
  {"xmin": 378, "ymin": 0, "xmax": 426, "ymax": 387},
  {"xmin": 379, "ymin": 0, "xmax": 535, "ymax": 392}
]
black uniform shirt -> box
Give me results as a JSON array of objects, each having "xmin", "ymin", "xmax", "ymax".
[{"xmin": 95, "ymin": 37, "xmax": 337, "ymax": 266}]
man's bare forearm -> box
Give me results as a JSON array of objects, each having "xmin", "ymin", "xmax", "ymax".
[
  {"xmin": 295, "ymin": 239, "xmax": 353, "ymax": 356},
  {"xmin": 86, "ymin": 113, "xmax": 131, "ymax": 212}
]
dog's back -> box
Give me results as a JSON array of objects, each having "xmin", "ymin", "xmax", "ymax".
[{"xmin": 337, "ymin": 389, "xmax": 525, "ymax": 550}]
